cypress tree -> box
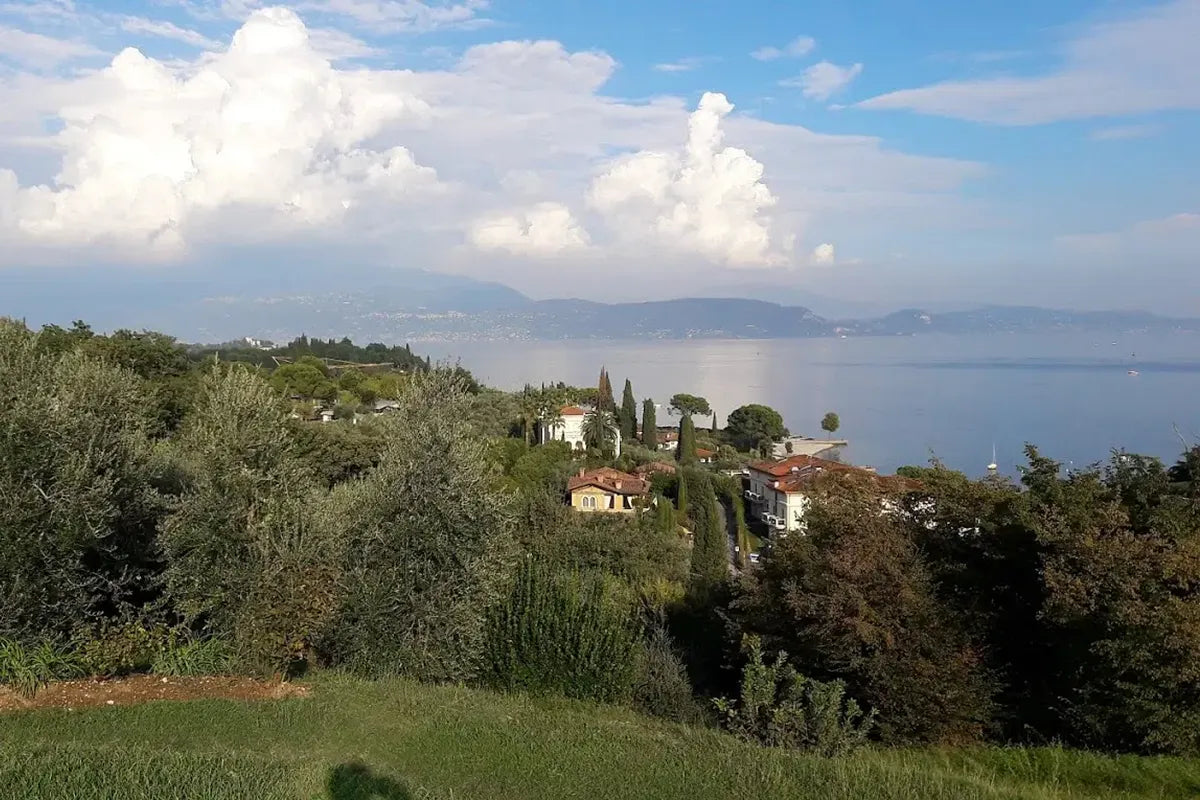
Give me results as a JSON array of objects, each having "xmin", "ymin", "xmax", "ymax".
[
  {"xmin": 676, "ymin": 472, "xmax": 689, "ymax": 526},
  {"xmin": 684, "ymin": 470, "xmax": 728, "ymax": 599},
  {"xmin": 641, "ymin": 400, "xmax": 657, "ymax": 449},
  {"xmin": 711, "ymin": 413, "xmax": 719, "ymax": 435},
  {"xmin": 597, "ymin": 368, "xmax": 615, "ymax": 412},
  {"xmin": 620, "ymin": 379, "xmax": 637, "ymax": 442},
  {"xmin": 677, "ymin": 414, "xmax": 698, "ymax": 465}
]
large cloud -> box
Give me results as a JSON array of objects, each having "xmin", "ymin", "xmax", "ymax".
[
  {"xmin": 0, "ymin": 7, "xmax": 438, "ymax": 260},
  {"xmin": 588, "ymin": 92, "xmax": 782, "ymax": 267},
  {"xmin": 469, "ymin": 201, "xmax": 589, "ymax": 256}
]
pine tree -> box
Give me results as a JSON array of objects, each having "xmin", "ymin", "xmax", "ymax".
[
  {"xmin": 641, "ymin": 400, "xmax": 657, "ymax": 449},
  {"xmin": 677, "ymin": 414, "xmax": 698, "ymax": 465},
  {"xmin": 597, "ymin": 368, "xmax": 615, "ymax": 412},
  {"xmin": 620, "ymin": 379, "xmax": 637, "ymax": 442}
]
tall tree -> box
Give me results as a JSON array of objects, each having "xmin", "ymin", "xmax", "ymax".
[
  {"xmin": 821, "ymin": 412, "xmax": 840, "ymax": 436},
  {"xmin": 677, "ymin": 414, "xmax": 698, "ymax": 465},
  {"xmin": 711, "ymin": 413, "xmax": 719, "ymax": 435},
  {"xmin": 641, "ymin": 399, "xmax": 658, "ymax": 449},
  {"xmin": 597, "ymin": 368, "xmax": 616, "ymax": 413},
  {"xmin": 620, "ymin": 379, "xmax": 637, "ymax": 442},
  {"xmin": 685, "ymin": 470, "xmax": 728, "ymax": 600},
  {"xmin": 582, "ymin": 408, "xmax": 617, "ymax": 453},
  {"xmin": 669, "ymin": 393, "xmax": 711, "ymax": 417},
  {"xmin": 727, "ymin": 404, "xmax": 787, "ymax": 452}
]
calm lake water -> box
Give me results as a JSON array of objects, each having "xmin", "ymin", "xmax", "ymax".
[{"xmin": 422, "ymin": 333, "xmax": 1200, "ymax": 476}]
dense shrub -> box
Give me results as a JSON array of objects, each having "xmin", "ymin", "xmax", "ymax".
[
  {"xmin": 736, "ymin": 475, "xmax": 995, "ymax": 744},
  {"xmin": 326, "ymin": 371, "xmax": 517, "ymax": 681},
  {"xmin": 159, "ymin": 366, "xmax": 345, "ymax": 676},
  {"xmin": 76, "ymin": 622, "xmax": 169, "ymax": 678},
  {"xmin": 633, "ymin": 623, "xmax": 709, "ymax": 725},
  {"xmin": 716, "ymin": 636, "xmax": 874, "ymax": 756},
  {"xmin": 0, "ymin": 320, "xmax": 165, "ymax": 644},
  {"xmin": 484, "ymin": 562, "xmax": 642, "ymax": 703}
]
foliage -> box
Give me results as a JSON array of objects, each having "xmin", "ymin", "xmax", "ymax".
[
  {"xmin": 684, "ymin": 470, "xmax": 729, "ymax": 600},
  {"xmin": 677, "ymin": 414, "xmax": 698, "ymax": 465},
  {"xmin": 716, "ymin": 636, "xmax": 874, "ymax": 756},
  {"xmin": 597, "ymin": 367, "xmax": 616, "ymax": 412},
  {"xmin": 76, "ymin": 622, "xmax": 169, "ymax": 678},
  {"xmin": 158, "ymin": 365, "xmax": 344, "ymax": 676},
  {"xmin": 641, "ymin": 399, "xmax": 658, "ymax": 449},
  {"xmin": 0, "ymin": 638, "xmax": 85, "ymax": 698},
  {"xmin": 152, "ymin": 636, "xmax": 235, "ymax": 677},
  {"xmin": 327, "ymin": 370, "xmax": 517, "ymax": 681},
  {"xmin": 484, "ymin": 561, "xmax": 642, "ymax": 703},
  {"xmin": 736, "ymin": 475, "xmax": 995, "ymax": 744},
  {"xmin": 620, "ymin": 379, "xmax": 638, "ymax": 441},
  {"xmin": 669, "ymin": 393, "xmax": 711, "ymax": 417},
  {"xmin": 0, "ymin": 320, "xmax": 165, "ymax": 644},
  {"xmin": 726, "ymin": 404, "xmax": 787, "ymax": 452},
  {"xmin": 288, "ymin": 418, "xmax": 387, "ymax": 487},
  {"xmin": 633, "ymin": 622, "xmax": 710, "ymax": 725},
  {"xmin": 821, "ymin": 412, "xmax": 840, "ymax": 435},
  {"xmin": 582, "ymin": 408, "xmax": 618, "ymax": 453}
]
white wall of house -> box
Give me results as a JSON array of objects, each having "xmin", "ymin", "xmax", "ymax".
[
  {"xmin": 538, "ymin": 412, "xmax": 622, "ymax": 457},
  {"xmin": 746, "ymin": 469, "xmax": 809, "ymax": 532}
]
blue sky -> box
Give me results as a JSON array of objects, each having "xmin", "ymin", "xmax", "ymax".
[{"xmin": 0, "ymin": 0, "xmax": 1197, "ymax": 315}]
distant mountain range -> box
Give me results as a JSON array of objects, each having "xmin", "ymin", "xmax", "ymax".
[{"xmin": 138, "ymin": 273, "xmax": 1200, "ymax": 344}]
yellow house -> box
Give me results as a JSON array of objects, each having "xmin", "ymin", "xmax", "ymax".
[{"xmin": 567, "ymin": 467, "xmax": 650, "ymax": 513}]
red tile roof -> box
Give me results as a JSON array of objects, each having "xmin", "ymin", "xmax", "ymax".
[
  {"xmin": 561, "ymin": 405, "xmax": 587, "ymax": 416},
  {"xmin": 568, "ymin": 467, "xmax": 650, "ymax": 496},
  {"xmin": 634, "ymin": 461, "xmax": 677, "ymax": 476},
  {"xmin": 748, "ymin": 455, "xmax": 920, "ymax": 494},
  {"xmin": 696, "ymin": 448, "xmax": 716, "ymax": 458}
]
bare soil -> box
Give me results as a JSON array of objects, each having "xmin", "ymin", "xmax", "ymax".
[{"xmin": 0, "ymin": 675, "xmax": 309, "ymax": 712}]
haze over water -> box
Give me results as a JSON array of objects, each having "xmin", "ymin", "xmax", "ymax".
[{"xmin": 424, "ymin": 332, "xmax": 1200, "ymax": 476}]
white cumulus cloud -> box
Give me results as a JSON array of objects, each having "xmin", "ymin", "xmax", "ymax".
[
  {"xmin": 0, "ymin": 24, "xmax": 101, "ymax": 69},
  {"xmin": 782, "ymin": 60, "xmax": 863, "ymax": 101},
  {"xmin": 1, "ymin": 7, "xmax": 439, "ymax": 259},
  {"xmin": 469, "ymin": 201, "xmax": 589, "ymax": 256},
  {"xmin": 811, "ymin": 242, "xmax": 835, "ymax": 265},
  {"xmin": 589, "ymin": 91, "xmax": 781, "ymax": 267}
]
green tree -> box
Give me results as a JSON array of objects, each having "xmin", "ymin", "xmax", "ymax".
[
  {"xmin": 582, "ymin": 408, "xmax": 617, "ymax": 452},
  {"xmin": 684, "ymin": 470, "xmax": 728, "ymax": 600},
  {"xmin": 677, "ymin": 414, "xmax": 698, "ymax": 465},
  {"xmin": 270, "ymin": 362, "xmax": 327, "ymax": 398},
  {"xmin": 821, "ymin": 412, "xmax": 840, "ymax": 436},
  {"xmin": 597, "ymin": 368, "xmax": 616, "ymax": 413},
  {"xmin": 159, "ymin": 365, "xmax": 343, "ymax": 675},
  {"xmin": 669, "ymin": 393, "xmax": 711, "ymax": 417},
  {"xmin": 711, "ymin": 413, "xmax": 719, "ymax": 435},
  {"xmin": 619, "ymin": 379, "xmax": 637, "ymax": 442},
  {"xmin": 327, "ymin": 370, "xmax": 517, "ymax": 681},
  {"xmin": 641, "ymin": 399, "xmax": 658, "ymax": 449},
  {"xmin": 726, "ymin": 404, "xmax": 787, "ymax": 452},
  {"xmin": 0, "ymin": 320, "xmax": 163, "ymax": 643},
  {"xmin": 736, "ymin": 475, "xmax": 994, "ymax": 744}
]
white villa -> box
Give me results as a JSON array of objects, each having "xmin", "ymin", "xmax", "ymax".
[{"xmin": 537, "ymin": 405, "xmax": 622, "ymax": 456}]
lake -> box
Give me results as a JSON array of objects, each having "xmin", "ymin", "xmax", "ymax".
[{"xmin": 421, "ymin": 333, "xmax": 1200, "ymax": 476}]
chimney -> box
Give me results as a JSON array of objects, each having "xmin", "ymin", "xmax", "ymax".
[
  {"xmin": 614, "ymin": 480, "xmax": 623, "ymax": 490},
  {"xmin": 578, "ymin": 468, "xmax": 586, "ymax": 477}
]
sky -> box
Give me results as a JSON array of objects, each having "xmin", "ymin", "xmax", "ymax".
[{"xmin": 0, "ymin": 0, "xmax": 1198, "ymax": 315}]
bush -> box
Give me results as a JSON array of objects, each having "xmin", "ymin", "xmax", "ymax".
[
  {"xmin": 326, "ymin": 370, "xmax": 516, "ymax": 681},
  {"xmin": 633, "ymin": 624, "xmax": 709, "ymax": 725},
  {"xmin": 76, "ymin": 622, "xmax": 168, "ymax": 678},
  {"xmin": 0, "ymin": 638, "xmax": 85, "ymax": 698},
  {"xmin": 152, "ymin": 636, "xmax": 235, "ymax": 677},
  {"xmin": 484, "ymin": 562, "xmax": 642, "ymax": 703},
  {"xmin": 716, "ymin": 636, "xmax": 874, "ymax": 756}
]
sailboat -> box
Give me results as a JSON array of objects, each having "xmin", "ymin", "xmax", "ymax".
[{"xmin": 987, "ymin": 445, "xmax": 998, "ymax": 473}]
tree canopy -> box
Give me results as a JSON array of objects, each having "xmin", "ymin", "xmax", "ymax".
[
  {"xmin": 669, "ymin": 393, "xmax": 711, "ymax": 417},
  {"xmin": 726, "ymin": 404, "xmax": 787, "ymax": 452}
]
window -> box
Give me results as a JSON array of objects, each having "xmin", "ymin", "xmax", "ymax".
[{"xmin": 581, "ymin": 495, "xmax": 596, "ymax": 509}]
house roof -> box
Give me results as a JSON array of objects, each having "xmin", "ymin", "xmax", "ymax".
[
  {"xmin": 561, "ymin": 405, "xmax": 588, "ymax": 416},
  {"xmin": 748, "ymin": 454, "xmax": 920, "ymax": 494},
  {"xmin": 696, "ymin": 448, "xmax": 716, "ymax": 459},
  {"xmin": 568, "ymin": 467, "xmax": 650, "ymax": 496},
  {"xmin": 634, "ymin": 461, "xmax": 677, "ymax": 476}
]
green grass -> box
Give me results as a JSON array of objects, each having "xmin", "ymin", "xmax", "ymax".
[{"xmin": 1, "ymin": 674, "xmax": 1198, "ymax": 799}]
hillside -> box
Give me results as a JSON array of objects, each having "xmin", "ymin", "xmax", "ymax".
[{"xmin": 1, "ymin": 675, "xmax": 1197, "ymax": 800}]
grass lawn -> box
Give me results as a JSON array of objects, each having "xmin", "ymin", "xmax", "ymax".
[{"xmin": 1, "ymin": 674, "xmax": 1198, "ymax": 799}]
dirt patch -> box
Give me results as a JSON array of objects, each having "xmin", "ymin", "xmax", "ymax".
[{"xmin": 0, "ymin": 675, "xmax": 309, "ymax": 712}]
